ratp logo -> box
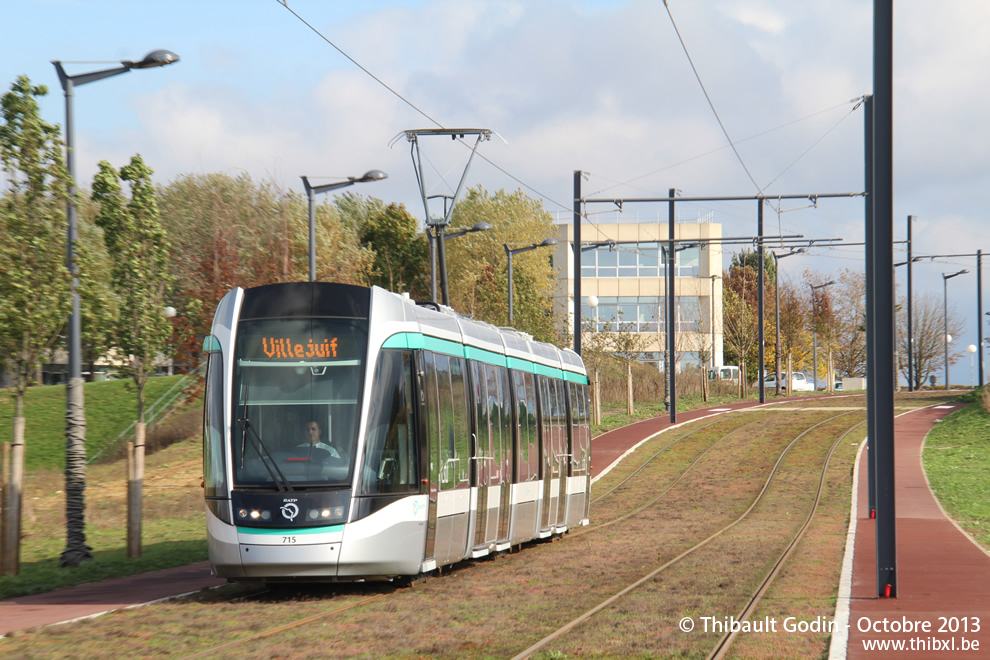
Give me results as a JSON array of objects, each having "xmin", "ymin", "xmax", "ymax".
[
  {"xmin": 412, "ymin": 500, "xmax": 424, "ymax": 516},
  {"xmin": 280, "ymin": 502, "xmax": 300, "ymax": 521}
]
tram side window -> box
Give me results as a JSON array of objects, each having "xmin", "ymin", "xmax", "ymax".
[
  {"xmin": 424, "ymin": 352, "xmax": 470, "ymax": 491},
  {"xmin": 203, "ymin": 351, "xmax": 227, "ymax": 498},
  {"xmin": 487, "ymin": 364, "xmax": 512, "ymax": 484},
  {"xmin": 568, "ymin": 381, "xmax": 591, "ymax": 475},
  {"xmin": 513, "ymin": 370, "xmax": 539, "ymax": 482},
  {"xmin": 359, "ymin": 350, "xmax": 418, "ymax": 495}
]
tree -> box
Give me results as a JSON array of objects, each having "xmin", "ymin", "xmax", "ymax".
[
  {"xmin": 722, "ymin": 259, "xmax": 768, "ymax": 387},
  {"xmin": 158, "ymin": 174, "xmax": 375, "ymax": 372},
  {"xmin": 722, "ymin": 284, "xmax": 757, "ymax": 395},
  {"xmin": 92, "ymin": 155, "xmax": 174, "ymax": 558},
  {"xmin": 358, "ymin": 202, "xmax": 429, "ymax": 298},
  {"xmin": 805, "ymin": 271, "xmax": 840, "ymax": 388},
  {"xmin": 830, "ymin": 269, "xmax": 868, "ymax": 377},
  {"xmin": 897, "ymin": 291, "xmax": 964, "ymax": 389},
  {"xmin": 444, "ymin": 186, "xmax": 561, "ymax": 344},
  {"xmin": 0, "ymin": 76, "xmax": 72, "ymax": 574},
  {"xmin": 76, "ymin": 203, "xmax": 120, "ymax": 379},
  {"xmin": 777, "ymin": 279, "xmax": 810, "ymax": 387}
]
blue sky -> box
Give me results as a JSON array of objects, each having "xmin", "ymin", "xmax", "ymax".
[{"xmin": 4, "ymin": 0, "xmax": 990, "ymax": 380}]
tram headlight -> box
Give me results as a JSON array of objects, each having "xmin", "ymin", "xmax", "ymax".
[
  {"xmin": 249, "ymin": 510, "xmax": 260, "ymax": 519},
  {"xmin": 307, "ymin": 506, "xmax": 345, "ymax": 521},
  {"xmin": 238, "ymin": 509, "xmax": 249, "ymax": 519}
]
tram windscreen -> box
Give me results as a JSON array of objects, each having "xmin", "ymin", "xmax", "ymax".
[{"xmin": 231, "ymin": 318, "xmax": 367, "ymax": 488}]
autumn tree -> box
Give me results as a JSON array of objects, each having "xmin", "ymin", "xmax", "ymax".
[
  {"xmin": 443, "ymin": 186, "xmax": 560, "ymax": 344},
  {"xmin": 776, "ymin": 279, "xmax": 810, "ymax": 388},
  {"xmin": 157, "ymin": 173, "xmax": 374, "ymax": 372},
  {"xmin": 830, "ymin": 269, "xmax": 867, "ymax": 377},
  {"xmin": 0, "ymin": 76, "xmax": 72, "ymax": 574},
  {"xmin": 358, "ymin": 202, "xmax": 429, "ymax": 298},
  {"xmin": 805, "ymin": 271, "xmax": 840, "ymax": 388},
  {"xmin": 92, "ymin": 155, "xmax": 174, "ymax": 558}
]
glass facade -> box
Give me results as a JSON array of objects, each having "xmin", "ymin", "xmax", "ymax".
[
  {"xmin": 580, "ymin": 243, "xmax": 700, "ymax": 279},
  {"xmin": 581, "ymin": 296, "xmax": 701, "ymax": 333}
]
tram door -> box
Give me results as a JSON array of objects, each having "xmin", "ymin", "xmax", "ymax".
[
  {"xmin": 471, "ymin": 362, "xmax": 512, "ymax": 549},
  {"xmin": 539, "ymin": 376, "xmax": 568, "ymax": 531},
  {"xmin": 423, "ymin": 353, "xmax": 471, "ymax": 567}
]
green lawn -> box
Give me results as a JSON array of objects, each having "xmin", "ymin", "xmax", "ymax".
[
  {"xmin": 0, "ymin": 375, "xmax": 188, "ymax": 473},
  {"xmin": 923, "ymin": 389, "xmax": 990, "ymax": 549}
]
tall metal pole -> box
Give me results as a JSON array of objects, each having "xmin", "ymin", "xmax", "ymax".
[
  {"xmin": 944, "ymin": 275, "xmax": 950, "ymax": 389},
  {"xmin": 306, "ymin": 185, "xmax": 317, "ymax": 282},
  {"xmin": 864, "ymin": 94, "xmax": 877, "ymax": 520},
  {"xmin": 978, "ymin": 250, "xmax": 984, "ymax": 389},
  {"xmin": 667, "ymin": 188, "xmax": 677, "ymax": 423},
  {"xmin": 774, "ymin": 257, "xmax": 782, "ymax": 395},
  {"xmin": 506, "ymin": 247, "xmax": 515, "ymax": 323},
  {"xmin": 574, "ymin": 171, "xmax": 583, "ymax": 356},
  {"xmin": 764, "ymin": 199, "xmax": 767, "ymax": 403},
  {"xmin": 873, "ymin": 0, "xmax": 897, "ymax": 598},
  {"xmin": 906, "ymin": 215, "xmax": 914, "ymax": 390}
]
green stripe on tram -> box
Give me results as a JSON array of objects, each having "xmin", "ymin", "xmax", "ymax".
[
  {"xmin": 237, "ymin": 524, "xmax": 344, "ymax": 536},
  {"xmin": 383, "ymin": 331, "xmax": 586, "ymax": 383}
]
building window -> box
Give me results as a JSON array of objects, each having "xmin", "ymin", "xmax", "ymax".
[{"xmin": 580, "ymin": 243, "xmax": 700, "ymax": 279}]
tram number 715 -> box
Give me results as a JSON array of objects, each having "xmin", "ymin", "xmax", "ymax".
[{"xmin": 282, "ymin": 536, "xmax": 297, "ymax": 544}]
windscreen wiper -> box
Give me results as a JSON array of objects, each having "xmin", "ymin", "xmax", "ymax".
[{"xmin": 237, "ymin": 416, "xmax": 293, "ymax": 492}]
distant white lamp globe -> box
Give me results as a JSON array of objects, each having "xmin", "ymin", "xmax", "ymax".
[
  {"xmin": 164, "ymin": 306, "xmax": 177, "ymax": 318},
  {"xmin": 946, "ymin": 334, "xmax": 953, "ymax": 343},
  {"xmin": 587, "ymin": 295, "xmax": 599, "ymax": 308},
  {"xmin": 968, "ymin": 344, "xmax": 978, "ymax": 354}
]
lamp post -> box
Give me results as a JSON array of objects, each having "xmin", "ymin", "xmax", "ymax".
[
  {"xmin": 302, "ymin": 170, "xmax": 387, "ymax": 282},
  {"xmin": 434, "ymin": 222, "xmax": 492, "ymax": 306},
  {"xmin": 810, "ymin": 281, "xmax": 836, "ymax": 392},
  {"xmin": 968, "ymin": 344, "xmax": 978, "ymax": 387},
  {"xmin": 772, "ymin": 249, "xmax": 805, "ymax": 395},
  {"xmin": 505, "ymin": 238, "xmax": 558, "ymax": 323},
  {"xmin": 53, "ymin": 50, "xmax": 179, "ymax": 568},
  {"xmin": 709, "ymin": 274, "xmax": 721, "ymax": 370},
  {"xmin": 942, "ymin": 269, "xmax": 968, "ymax": 389}
]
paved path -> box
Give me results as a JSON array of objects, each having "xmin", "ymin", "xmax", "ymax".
[
  {"xmin": 841, "ymin": 403, "xmax": 990, "ymax": 657},
  {"xmin": 0, "ymin": 561, "xmax": 223, "ymax": 637}
]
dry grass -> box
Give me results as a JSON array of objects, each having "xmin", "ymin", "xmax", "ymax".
[
  {"xmin": 1, "ymin": 407, "xmax": 872, "ymax": 659},
  {"xmin": 0, "ymin": 395, "xmax": 957, "ymax": 658}
]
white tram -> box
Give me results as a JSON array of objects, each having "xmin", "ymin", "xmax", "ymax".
[{"xmin": 203, "ymin": 282, "xmax": 591, "ymax": 581}]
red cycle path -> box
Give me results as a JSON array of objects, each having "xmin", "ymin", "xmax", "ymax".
[{"xmin": 844, "ymin": 402, "xmax": 990, "ymax": 657}]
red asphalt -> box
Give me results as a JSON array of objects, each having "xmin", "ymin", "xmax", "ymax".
[
  {"xmin": 3, "ymin": 396, "xmax": 986, "ymax": 656},
  {"xmin": 845, "ymin": 402, "xmax": 990, "ymax": 657}
]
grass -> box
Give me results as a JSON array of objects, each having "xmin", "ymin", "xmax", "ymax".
[
  {"xmin": 0, "ymin": 375, "xmax": 188, "ymax": 472},
  {"xmin": 1, "ymin": 383, "xmax": 986, "ymax": 617},
  {"xmin": 0, "ymin": 432, "xmax": 206, "ymax": 599},
  {"xmin": 923, "ymin": 387, "xmax": 990, "ymax": 548}
]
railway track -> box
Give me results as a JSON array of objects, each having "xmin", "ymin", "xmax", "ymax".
[{"xmin": 512, "ymin": 408, "xmax": 864, "ymax": 659}]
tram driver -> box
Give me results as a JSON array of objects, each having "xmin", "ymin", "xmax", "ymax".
[{"xmin": 297, "ymin": 420, "xmax": 341, "ymax": 458}]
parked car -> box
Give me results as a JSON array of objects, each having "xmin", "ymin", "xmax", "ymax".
[{"xmin": 756, "ymin": 371, "xmax": 814, "ymax": 392}]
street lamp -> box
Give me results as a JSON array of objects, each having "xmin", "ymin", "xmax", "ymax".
[
  {"xmin": 968, "ymin": 344, "xmax": 978, "ymax": 387},
  {"xmin": 505, "ymin": 238, "xmax": 558, "ymax": 323},
  {"xmin": 302, "ymin": 170, "xmax": 387, "ymax": 282},
  {"xmin": 53, "ymin": 50, "xmax": 179, "ymax": 567},
  {"xmin": 942, "ymin": 269, "xmax": 968, "ymax": 389},
  {"xmin": 430, "ymin": 221, "xmax": 492, "ymax": 306},
  {"xmin": 809, "ymin": 281, "xmax": 836, "ymax": 392},
  {"xmin": 772, "ymin": 249, "xmax": 805, "ymax": 394}
]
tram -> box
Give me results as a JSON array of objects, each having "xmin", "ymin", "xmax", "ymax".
[{"xmin": 202, "ymin": 282, "xmax": 591, "ymax": 581}]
